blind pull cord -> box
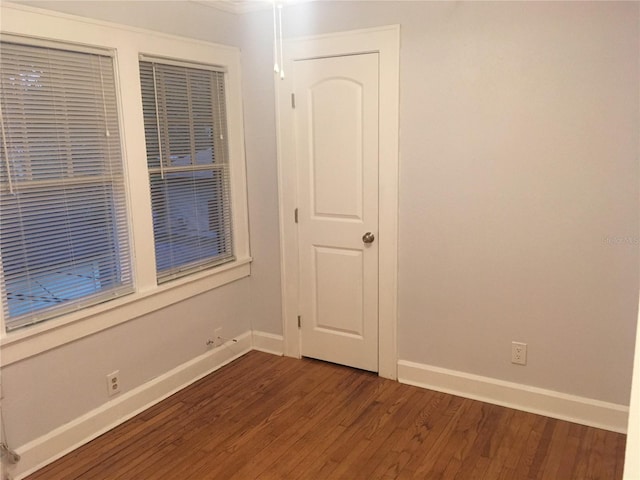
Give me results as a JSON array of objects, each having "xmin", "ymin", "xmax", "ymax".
[
  {"xmin": 0, "ymin": 106, "xmax": 14, "ymax": 195},
  {"xmin": 151, "ymin": 63, "xmax": 166, "ymax": 180},
  {"xmin": 272, "ymin": 1, "xmax": 280, "ymax": 76},
  {"xmin": 216, "ymin": 76, "xmax": 225, "ymax": 148},
  {"xmin": 273, "ymin": 2, "xmax": 285, "ymax": 80},
  {"xmin": 98, "ymin": 56, "xmax": 111, "ymax": 138},
  {"xmin": 278, "ymin": 3, "xmax": 285, "ymax": 79}
]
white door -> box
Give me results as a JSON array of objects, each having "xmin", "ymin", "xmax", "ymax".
[{"xmin": 294, "ymin": 53, "xmax": 379, "ymax": 372}]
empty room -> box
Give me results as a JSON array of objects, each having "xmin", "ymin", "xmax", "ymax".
[{"xmin": 0, "ymin": 1, "xmax": 639, "ymax": 479}]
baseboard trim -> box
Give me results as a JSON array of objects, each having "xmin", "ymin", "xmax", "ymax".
[
  {"xmin": 9, "ymin": 332, "xmax": 252, "ymax": 480},
  {"xmin": 397, "ymin": 359, "xmax": 629, "ymax": 434},
  {"xmin": 251, "ymin": 331, "xmax": 284, "ymax": 355}
]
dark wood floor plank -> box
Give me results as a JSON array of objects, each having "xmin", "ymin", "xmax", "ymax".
[
  {"xmin": 481, "ymin": 408, "xmax": 524, "ymax": 478},
  {"xmin": 526, "ymin": 416, "xmax": 557, "ymax": 479},
  {"xmin": 337, "ymin": 387, "xmax": 425, "ymax": 479},
  {"xmin": 573, "ymin": 425, "xmax": 595, "ymax": 479},
  {"xmin": 614, "ymin": 433, "xmax": 628, "ymax": 479},
  {"xmin": 255, "ymin": 373, "xmax": 366, "ymax": 478},
  {"xmin": 495, "ymin": 408, "xmax": 539, "ymax": 477},
  {"xmin": 25, "ymin": 351, "xmax": 627, "ymax": 480},
  {"xmin": 385, "ymin": 392, "xmax": 464, "ymax": 478},
  {"xmin": 414, "ymin": 399, "xmax": 486, "ymax": 479},
  {"xmin": 449, "ymin": 403, "xmax": 507, "ymax": 479},
  {"xmin": 397, "ymin": 396, "xmax": 475, "ymax": 479},
  {"xmin": 538, "ymin": 418, "xmax": 571, "ymax": 479},
  {"xmin": 513, "ymin": 414, "xmax": 549, "ymax": 478},
  {"xmin": 555, "ymin": 424, "xmax": 584, "ymax": 480},
  {"xmin": 363, "ymin": 389, "xmax": 443, "ymax": 480},
  {"xmin": 224, "ymin": 361, "xmax": 339, "ymax": 479},
  {"xmin": 466, "ymin": 455, "xmax": 491, "ymax": 480}
]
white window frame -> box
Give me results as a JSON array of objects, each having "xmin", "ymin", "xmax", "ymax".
[
  {"xmin": 0, "ymin": 3, "xmax": 251, "ymax": 366},
  {"xmin": 0, "ymin": 34, "xmax": 135, "ymax": 331},
  {"xmin": 138, "ymin": 56, "xmax": 236, "ymax": 283}
]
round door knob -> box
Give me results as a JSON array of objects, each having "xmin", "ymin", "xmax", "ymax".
[{"xmin": 362, "ymin": 232, "xmax": 375, "ymax": 244}]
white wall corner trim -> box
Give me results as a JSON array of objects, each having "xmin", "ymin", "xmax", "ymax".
[
  {"xmin": 623, "ymin": 295, "xmax": 640, "ymax": 479},
  {"xmin": 6, "ymin": 332, "xmax": 252, "ymax": 480},
  {"xmin": 398, "ymin": 359, "xmax": 629, "ymax": 434},
  {"xmin": 251, "ymin": 331, "xmax": 284, "ymax": 355}
]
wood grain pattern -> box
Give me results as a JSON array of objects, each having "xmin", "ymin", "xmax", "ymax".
[{"xmin": 25, "ymin": 351, "xmax": 626, "ymax": 480}]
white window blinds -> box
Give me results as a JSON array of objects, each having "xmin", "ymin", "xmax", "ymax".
[
  {"xmin": 139, "ymin": 59, "xmax": 234, "ymax": 283},
  {"xmin": 0, "ymin": 38, "xmax": 132, "ymax": 331}
]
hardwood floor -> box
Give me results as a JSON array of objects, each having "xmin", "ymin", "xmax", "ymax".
[{"xmin": 26, "ymin": 351, "xmax": 626, "ymax": 479}]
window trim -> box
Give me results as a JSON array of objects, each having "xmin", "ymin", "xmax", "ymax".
[
  {"xmin": 0, "ymin": 32, "xmax": 113, "ymax": 57},
  {"xmin": 138, "ymin": 53, "xmax": 227, "ymax": 73},
  {"xmin": 0, "ymin": 2, "xmax": 252, "ymax": 366}
]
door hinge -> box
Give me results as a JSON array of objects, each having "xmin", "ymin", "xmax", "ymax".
[
  {"xmin": 297, "ymin": 315, "xmax": 301, "ymax": 328},
  {"xmin": 294, "ymin": 208, "xmax": 298, "ymax": 223},
  {"xmin": 291, "ymin": 93, "xmax": 296, "ymax": 109}
]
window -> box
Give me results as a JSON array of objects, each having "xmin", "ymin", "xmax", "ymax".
[
  {"xmin": 0, "ymin": 38, "xmax": 132, "ymax": 331},
  {"xmin": 139, "ymin": 58, "xmax": 234, "ymax": 283}
]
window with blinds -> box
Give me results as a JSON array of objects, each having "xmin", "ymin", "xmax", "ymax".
[
  {"xmin": 0, "ymin": 38, "xmax": 133, "ymax": 331},
  {"xmin": 139, "ymin": 58, "xmax": 234, "ymax": 283}
]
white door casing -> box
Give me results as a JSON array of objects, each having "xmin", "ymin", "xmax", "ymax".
[
  {"xmin": 295, "ymin": 53, "xmax": 379, "ymax": 371},
  {"xmin": 276, "ymin": 25, "xmax": 400, "ymax": 379}
]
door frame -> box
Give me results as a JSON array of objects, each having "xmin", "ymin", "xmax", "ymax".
[{"xmin": 275, "ymin": 25, "xmax": 400, "ymax": 379}]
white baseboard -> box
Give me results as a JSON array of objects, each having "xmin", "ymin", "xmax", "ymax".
[
  {"xmin": 8, "ymin": 332, "xmax": 252, "ymax": 480},
  {"xmin": 251, "ymin": 331, "xmax": 284, "ymax": 355},
  {"xmin": 398, "ymin": 359, "xmax": 629, "ymax": 434}
]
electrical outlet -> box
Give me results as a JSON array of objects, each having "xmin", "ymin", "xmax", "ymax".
[
  {"xmin": 511, "ymin": 342, "xmax": 527, "ymax": 365},
  {"xmin": 106, "ymin": 371, "xmax": 120, "ymax": 396}
]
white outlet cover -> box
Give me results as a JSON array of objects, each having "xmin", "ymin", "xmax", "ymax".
[
  {"xmin": 106, "ymin": 371, "xmax": 120, "ymax": 396},
  {"xmin": 511, "ymin": 342, "xmax": 527, "ymax": 365}
]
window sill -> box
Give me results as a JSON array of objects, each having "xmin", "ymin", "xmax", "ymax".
[{"xmin": 0, "ymin": 257, "xmax": 252, "ymax": 366}]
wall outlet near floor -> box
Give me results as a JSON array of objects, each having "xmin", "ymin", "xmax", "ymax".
[
  {"xmin": 511, "ymin": 342, "xmax": 527, "ymax": 365},
  {"xmin": 106, "ymin": 371, "xmax": 120, "ymax": 396}
]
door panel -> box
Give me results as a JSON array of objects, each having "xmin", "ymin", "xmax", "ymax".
[
  {"xmin": 310, "ymin": 78, "xmax": 363, "ymax": 220},
  {"xmin": 313, "ymin": 246, "xmax": 364, "ymax": 336},
  {"xmin": 295, "ymin": 53, "xmax": 379, "ymax": 372}
]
